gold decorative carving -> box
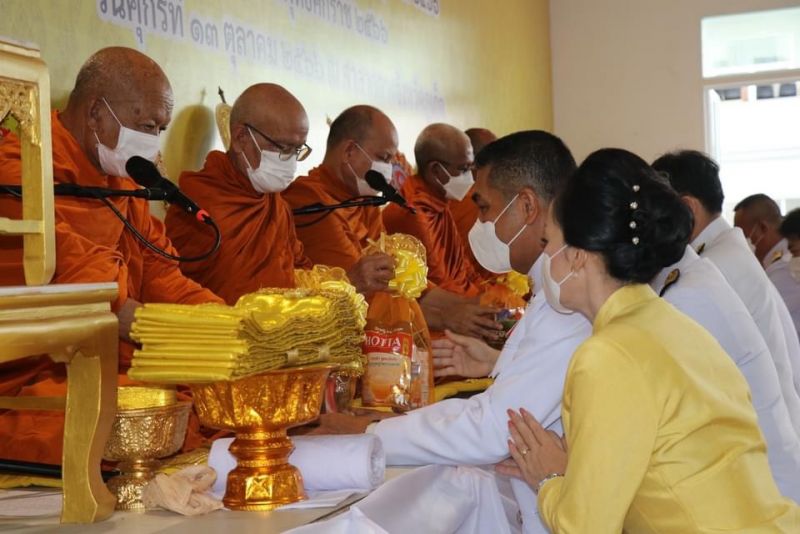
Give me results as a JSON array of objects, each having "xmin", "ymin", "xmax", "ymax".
[
  {"xmin": 0, "ymin": 77, "xmax": 39, "ymax": 145},
  {"xmin": 103, "ymin": 401, "xmax": 192, "ymax": 511},
  {"xmin": 191, "ymin": 365, "xmax": 335, "ymax": 510}
]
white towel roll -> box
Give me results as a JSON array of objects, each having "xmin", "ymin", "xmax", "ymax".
[{"xmin": 209, "ymin": 434, "xmax": 386, "ymax": 497}]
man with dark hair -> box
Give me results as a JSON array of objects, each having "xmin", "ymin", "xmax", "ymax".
[
  {"xmin": 735, "ymin": 194, "xmax": 800, "ymax": 337},
  {"xmin": 781, "ymin": 208, "xmax": 800, "ymax": 257},
  {"xmin": 313, "ymin": 131, "xmax": 592, "ymax": 533},
  {"xmin": 653, "ymin": 151, "xmax": 800, "ymax": 399}
]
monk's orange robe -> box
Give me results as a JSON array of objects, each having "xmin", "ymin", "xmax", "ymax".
[
  {"xmin": 165, "ymin": 151, "xmax": 313, "ymax": 305},
  {"xmin": 0, "ymin": 112, "xmax": 222, "ymax": 465},
  {"xmin": 282, "ymin": 165, "xmax": 384, "ymax": 270},
  {"xmin": 383, "ymin": 174, "xmax": 483, "ymax": 297},
  {"xmin": 447, "ymin": 185, "xmax": 495, "ymax": 279}
]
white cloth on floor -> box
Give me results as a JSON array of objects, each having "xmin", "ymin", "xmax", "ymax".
[
  {"xmin": 208, "ymin": 433, "xmax": 385, "ymax": 498},
  {"xmin": 285, "ymin": 465, "xmax": 513, "ymax": 534}
]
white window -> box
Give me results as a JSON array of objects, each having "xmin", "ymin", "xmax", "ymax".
[{"xmin": 703, "ymin": 8, "xmax": 800, "ymax": 220}]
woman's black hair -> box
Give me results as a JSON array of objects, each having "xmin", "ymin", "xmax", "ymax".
[{"xmin": 554, "ymin": 148, "xmax": 693, "ymax": 284}]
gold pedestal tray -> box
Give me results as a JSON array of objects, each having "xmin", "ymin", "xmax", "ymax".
[
  {"xmin": 102, "ymin": 400, "xmax": 192, "ymax": 510},
  {"xmin": 190, "ymin": 365, "xmax": 336, "ymax": 511}
]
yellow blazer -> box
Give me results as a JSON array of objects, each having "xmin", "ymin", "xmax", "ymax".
[{"xmin": 539, "ymin": 285, "xmax": 799, "ymax": 533}]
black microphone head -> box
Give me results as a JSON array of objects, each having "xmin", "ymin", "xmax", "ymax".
[
  {"xmin": 126, "ymin": 156, "xmax": 162, "ymax": 188},
  {"xmin": 365, "ymin": 170, "xmax": 392, "ymax": 193}
]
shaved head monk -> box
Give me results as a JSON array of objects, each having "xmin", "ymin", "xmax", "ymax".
[
  {"xmin": 166, "ymin": 91, "xmax": 396, "ymax": 301},
  {"xmin": 165, "ymin": 83, "xmax": 316, "ymax": 303},
  {"xmin": 450, "ymin": 128, "xmax": 497, "ymax": 276},
  {"xmin": 282, "ymin": 105, "xmax": 397, "ymax": 294},
  {"xmin": 382, "ymin": 123, "xmax": 502, "ymax": 339},
  {"xmin": 0, "ymin": 47, "xmax": 222, "ymax": 464},
  {"xmin": 450, "ymin": 128, "xmax": 497, "ymax": 240}
]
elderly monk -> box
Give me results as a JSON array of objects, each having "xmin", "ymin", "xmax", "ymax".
[
  {"xmin": 165, "ymin": 86, "xmax": 393, "ymax": 303},
  {"xmin": 0, "ymin": 47, "xmax": 222, "ymax": 465},
  {"xmin": 450, "ymin": 128, "xmax": 497, "ymax": 241},
  {"xmin": 384, "ymin": 124, "xmax": 486, "ymax": 296},
  {"xmin": 284, "ymin": 109, "xmax": 500, "ymax": 338}
]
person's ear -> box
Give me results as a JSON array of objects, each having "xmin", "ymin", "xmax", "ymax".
[
  {"xmin": 518, "ymin": 188, "xmax": 540, "ymax": 225},
  {"xmin": 86, "ymin": 97, "xmax": 103, "ymax": 132},
  {"xmin": 343, "ymin": 140, "xmax": 359, "ymax": 163},
  {"xmin": 428, "ymin": 161, "xmax": 445, "ymax": 183},
  {"xmin": 229, "ymin": 123, "xmax": 249, "ymax": 154},
  {"xmin": 568, "ymin": 247, "xmax": 589, "ymax": 274}
]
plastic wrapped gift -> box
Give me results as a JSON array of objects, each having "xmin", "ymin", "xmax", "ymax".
[{"xmin": 363, "ymin": 233, "xmax": 428, "ymax": 299}]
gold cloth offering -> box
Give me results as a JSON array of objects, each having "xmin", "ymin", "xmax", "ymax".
[
  {"xmin": 103, "ymin": 387, "xmax": 191, "ymax": 510},
  {"xmin": 128, "ymin": 284, "xmax": 365, "ymax": 383},
  {"xmin": 190, "ymin": 365, "xmax": 336, "ymax": 510}
]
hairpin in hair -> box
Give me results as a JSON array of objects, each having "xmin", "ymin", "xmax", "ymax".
[{"xmin": 630, "ymin": 184, "xmax": 640, "ymax": 245}]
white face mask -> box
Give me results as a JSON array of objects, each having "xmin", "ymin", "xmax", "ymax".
[
  {"xmin": 242, "ymin": 128, "xmax": 298, "ymax": 193},
  {"xmin": 349, "ymin": 143, "xmax": 392, "ymax": 196},
  {"xmin": 790, "ymin": 256, "xmax": 800, "ymax": 283},
  {"xmin": 468, "ymin": 194, "xmax": 526, "ymax": 274},
  {"xmin": 746, "ymin": 229, "xmax": 762, "ymax": 255},
  {"xmin": 437, "ymin": 162, "xmax": 474, "ymax": 201},
  {"xmin": 541, "ymin": 244, "xmax": 575, "ymax": 315},
  {"xmin": 95, "ymin": 98, "xmax": 161, "ymax": 177}
]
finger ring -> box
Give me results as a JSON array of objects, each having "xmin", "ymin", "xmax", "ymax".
[{"xmin": 519, "ymin": 447, "xmax": 530, "ymax": 456}]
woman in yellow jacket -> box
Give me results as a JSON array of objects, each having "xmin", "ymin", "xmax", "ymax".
[{"xmin": 496, "ymin": 148, "xmax": 799, "ymax": 532}]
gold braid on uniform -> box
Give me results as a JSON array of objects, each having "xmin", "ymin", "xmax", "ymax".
[{"xmin": 659, "ymin": 269, "xmax": 681, "ymax": 297}]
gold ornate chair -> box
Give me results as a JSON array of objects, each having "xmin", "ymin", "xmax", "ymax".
[{"xmin": 0, "ymin": 39, "xmax": 118, "ymax": 523}]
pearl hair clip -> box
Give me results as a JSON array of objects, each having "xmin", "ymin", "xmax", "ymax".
[{"xmin": 630, "ymin": 184, "xmax": 640, "ymax": 245}]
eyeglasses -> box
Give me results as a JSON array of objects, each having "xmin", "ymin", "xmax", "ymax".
[
  {"xmin": 245, "ymin": 123, "xmax": 312, "ymax": 162},
  {"xmin": 437, "ymin": 160, "xmax": 475, "ymax": 175}
]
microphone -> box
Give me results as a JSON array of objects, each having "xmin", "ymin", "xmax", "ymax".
[
  {"xmin": 125, "ymin": 156, "xmax": 211, "ymax": 223},
  {"xmin": 365, "ymin": 170, "xmax": 415, "ymax": 214}
]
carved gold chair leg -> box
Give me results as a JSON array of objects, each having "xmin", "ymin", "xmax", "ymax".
[{"xmin": 60, "ymin": 315, "xmax": 118, "ymax": 523}]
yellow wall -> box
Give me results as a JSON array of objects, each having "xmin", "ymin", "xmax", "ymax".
[{"xmin": 1, "ymin": 0, "xmax": 552, "ymax": 182}]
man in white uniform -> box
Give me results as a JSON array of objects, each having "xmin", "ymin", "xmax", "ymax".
[
  {"xmin": 734, "ymin": 193, "xmax": 800, "ymax": 337},
  {"xmin": 653, "ymin": 151, "xmax": 800, "ymax": 398},
  {"xmin": 653, "ymin": 245, "xmax": 800, "ymax": 501},
  {"xmin": 314, "ymin": 131, "xmax": 592, "ymax": 533}
]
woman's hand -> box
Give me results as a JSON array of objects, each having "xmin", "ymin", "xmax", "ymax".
[
  {"xmin": 431, "ymin": 329, "xmax": 500, "ymax": 378},
  {"xmin": 495, "ymin": 408, "xmax": 568, "ymax": 491}
]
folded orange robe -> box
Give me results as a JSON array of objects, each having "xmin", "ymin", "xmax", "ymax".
[
  {"xmin": 0, "ymin": 112, "xmax": 222, "ymax": 465},
  {"xmin": 165, "ymin": 151, "xmax": 312, "ymax": 305},
  {"xmin": 382, "ymin": 174, "xmax": 483, "ymax": 297},
  {"xmin": 282, "ymin": 165, "xmax": 384, "ymax": 270}
]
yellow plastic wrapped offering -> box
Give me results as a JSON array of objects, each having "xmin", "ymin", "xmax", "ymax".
[{"xmin": 364, "ymin": 233, "xmax": 428, "ymax": 299}]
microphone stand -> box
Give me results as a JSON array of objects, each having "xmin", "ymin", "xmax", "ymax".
[
  {"xmin": 292, "ymin": 196, "xmax": 390, "ymax": 216},
  {"xmin": 0, "ymin": 183, "xmax": 169, "ymax": 201},
  {"xmin": 292, "ymin": 196, "xmax": 416, "ymax": 216}
]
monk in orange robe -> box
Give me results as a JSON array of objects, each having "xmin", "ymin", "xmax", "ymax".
[
  {"xmin": 283, "ymin": 105, "xmax": 397, "ymax": 294},
  {"xmin": 449, "ymin": 128, "xmax": 497, "ymax": 243},
  {"xmin": 165, "ymin": 85, "xmax": 392, "ymax": 303},
  {"xmin": 0, "ymin": 47, "xmax": 222, "ymax": 465},
  {"xmin": 284, "ymin": 110, "xmax": 500, "ymax": 339},
  {"xmin": 384, "ymin": 123, "xmax": 485, "ymax": 296}
]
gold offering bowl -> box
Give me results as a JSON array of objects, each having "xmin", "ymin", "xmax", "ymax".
[
  {"xmin": 190, "ymin": 365, "xmax": 336, "ymax": 511},
  {"xmin": 103, "ymin": 391, "xmax": 191, "ymax": 511}
]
